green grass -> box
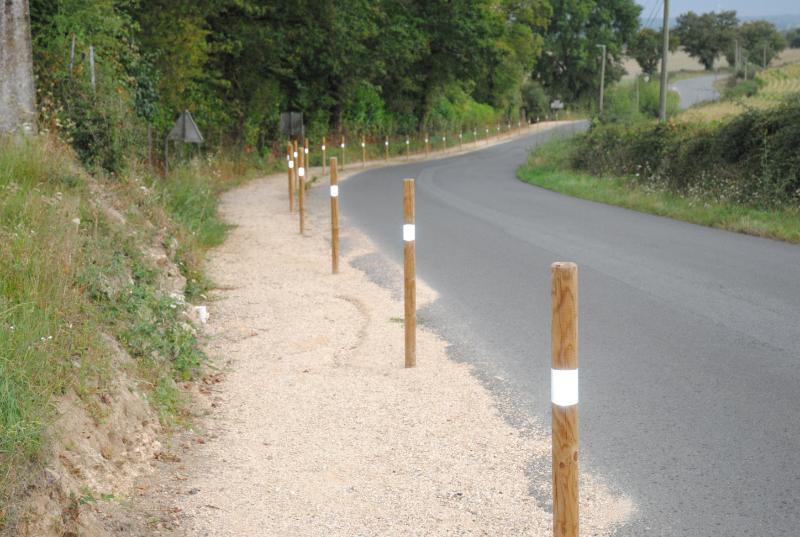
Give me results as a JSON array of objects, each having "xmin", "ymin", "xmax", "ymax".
[
  {"xmin": 0, "ymin": 136, "xmax": 252, "ymax": 527},
  {"xmin": 517, "ymin": 138, "xmax": 800, "ymax": 243}
]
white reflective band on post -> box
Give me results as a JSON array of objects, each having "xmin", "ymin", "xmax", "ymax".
[
  {"xmin": 304, "ymin": 148, "xmax": 308, "ymax": 154},
  {"xmin": 321, "ymin": 145, "xmax": 326, "ymax": 150},
  {"xmin": 403, "ymin": 224, "xmax": 415, "ymax": 242},
  {"xmin": 298, "ymin": 167, "xmax": 305, "ymax": 177},
  {"xmin": 361, "ymin": 142, "xmax": 365, "ymax": 147},
  {"xmin": 293, "ymin": 151, "xmax": 298, "ymax": 158},
  {"xmin": 406, "ymin": 139, "xmax": 409, "ymax": 144},
  {"xmin": 551, "ymin": 369, "xmax": 579, "ymax": 407},
  {"xmin": 341, "ymin": 143, "xmax": 345, "ymax": 148},
  {"xmin": 385, "ymin": 141, "xmax": 388, "ymax": 146},
  {"xmin": 288, "ymin": 160, "xmax": 294, "ymax": 169},
  {"xmin": 330, "ymin": 185, "xmax": 339, "ymax": 197}
]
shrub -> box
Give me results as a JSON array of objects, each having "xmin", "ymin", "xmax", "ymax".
[{"xmin": 573, "ymin": 94, "xmax": 800, "ymax": 208}]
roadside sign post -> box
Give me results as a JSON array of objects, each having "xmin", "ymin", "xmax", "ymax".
[
  {"xmin": 403, "ymin": 178, "xmax": 416, "ymax": 368},
  {"xmin": 551, "ymin": 262, "xmax": 579, "ymax": 537},
  {"xmin": 330, "ymin": 157, "xmax": 339, "ymax": 274}
]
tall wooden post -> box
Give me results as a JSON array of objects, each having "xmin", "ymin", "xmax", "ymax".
[
  {"xmin": 298, "ymin": 140, "xmax": 305, "ymax": 234},
  {"xmin": 403, "ymin": 178, "xmax": 416, "ymax": 368},
  {"xmin": 551, "ymin": 262, "xmax": 579, "ymax": 537},
  {"xmin": 304, "ymin": 138, "xmax": 309, "ymax": 175},
  {"xmin": 287, "ymin": 142, "xmax": 295, "ymax": 212},
  {"xmin": 330, "ymin": 157, "xmax": 339, "ymax": 274},
  {"xmin": 293, "ymin": 140, "xmax": 299, "ymax": 192},
  {"xmin": 322, "ymin": 136, "xmax": 327, "ymax": 176}
]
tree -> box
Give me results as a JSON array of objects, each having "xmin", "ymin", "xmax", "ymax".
[
  {"xmin": 674, "ymin": 11, "xmax": 738, "ymax": 70},
  {"xmin": 787, "ymin": 28, "xmax": 800, "ymax": 48},
  {"xmin": 731, "ymin": 21, "xmax": 787, "ymax": 67},
  {"xmin": 0, "ymin": 0, "xmax": 37, "ymax": 133},
  {"xmin": 629, "ymin": 27, "xmax": 678, "ymax": 76},
  {"xmin": 534, "ymin": 0, "xmax": 641, "ymax": 103}
]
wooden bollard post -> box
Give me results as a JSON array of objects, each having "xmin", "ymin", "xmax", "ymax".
[
  {"xmin": 330, "ymin": 157, "xmax": 339, "ymax": 274},
  {"xmin": 485, "ymin": 127, "xmax": 489, "ymax": 145},
  {"xmin": 362, "ymin": 136, "xmax": 366, "ymax": 167},
  {"xmin": 293, "ymin": 140, "xmax": 300, "ymax": 192},
  {"xmin": 304, "ymin": 138, "xmax": 309, "ymax": 174},
  {"xmin": 322, "ymin": 136, "xmax": 327, "ymax": 176},
  {"xmin": 340, "ymin": 136, "xmax": 346, "ymax": 171},
  {"xmin": 298, "ymin": 141, "xmax": 306, "ymax": 234},
  {"xmin": 458, "ymin": 131, "xmax": 463, "ymax": 150},
  {"xmin": 287, "ymin": 143, "xmax": 295, "ymax": 212},
  {"xmin": 403, "ymin": 178, "xmax": 416, "ymax": 368},
  {"xmin": 424, "ymin": 134, "xmax": 429, "ymax": 157},
  {"xmin": 473, "ymin": 129, "xmax": 477, "ymax": 145},
  {"xmin": 384, "ymin": 136, "xmax": 389, "ymax": 161},
  {"xmin": 405, "ymin": 137, "xmax": 410, "ymax": 160},
  {"xmin": 551, "ymin": 262, "xmax": 579, "ymax": 537},
  {"xmin": 442, "ymin": 134, "xmax": 447, "ymax": 153}
]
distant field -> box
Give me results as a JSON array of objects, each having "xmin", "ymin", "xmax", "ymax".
[
  {"xmin": 678, "ymin": 62, "xmax": 800, "ymax": 122},
  {"xmin": 622, "ymin": 47, "xmax": 800, "ymax": 79}
]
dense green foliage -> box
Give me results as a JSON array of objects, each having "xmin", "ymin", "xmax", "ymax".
[
  {"xmin": 28, "ymin": 0, "xmax": 566, "ymax": 171},
  {"xmin": 675, "ymin": 11, "xmax": 739, "ymax": 70},
  {"xmin": 574, "ymin": 96, "xmax": 800, "ymax": 208},
  {"xmin": 533, "ymin": 0, "xmax": 641, "ymax": 103},
  {"xmin": 629, "ymin": 28, "xmax": 678, "ymax": 76}
]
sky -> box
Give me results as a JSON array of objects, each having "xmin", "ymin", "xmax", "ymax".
[{"xmin": 637, "ymin": 0, "xmax": 800, "ymax": 19}]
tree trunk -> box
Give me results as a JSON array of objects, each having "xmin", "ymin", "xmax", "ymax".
[{"xmin": 0, "ymin": 0, "xmax": 37, "ymax": 134}]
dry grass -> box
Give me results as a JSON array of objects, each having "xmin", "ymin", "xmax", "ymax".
[
  {"xmin": 623, "ymin": 47, "xmax": 800, "ymax": 79},
  {"xmin": 679, "ymin": 63, "xmax": 800, "ymax": 122}
]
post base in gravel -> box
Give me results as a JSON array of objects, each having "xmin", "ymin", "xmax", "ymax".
[{"xmin": 551, "ymin": 262, "xmax": 579, "ymax": 537}]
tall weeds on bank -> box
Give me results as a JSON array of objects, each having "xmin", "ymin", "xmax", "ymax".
[{"xmin": 0, "ymin": 135, "xmax": 251, "ymax": 526}]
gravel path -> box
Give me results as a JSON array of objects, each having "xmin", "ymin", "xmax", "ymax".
[{"xmin": 169, "ymin": 140, "xmax": 632, "ymax": 535}]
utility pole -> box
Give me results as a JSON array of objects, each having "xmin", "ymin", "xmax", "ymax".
[
  {"xmin": 596, "ymin": 44, "xmax": 606, "ymax": 114},
  {"xmin": 659, "ymin": 0, "xmax": 670, "ymax": 122}
]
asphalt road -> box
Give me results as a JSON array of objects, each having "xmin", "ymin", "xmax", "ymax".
[
  {"xmin": 671, "ymin": 73, "xmax": 722, "ymax": 109},
  {"xmin": 336, "ymin": 124, "xmax": 800, "ymax": 536}
]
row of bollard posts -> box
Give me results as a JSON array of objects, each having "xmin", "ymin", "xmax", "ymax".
[{"xmin": 285, "ymin": 118, "xmax": 579, "ymax": 537}]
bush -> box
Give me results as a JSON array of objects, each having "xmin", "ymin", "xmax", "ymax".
[
  {"xmin": 600, "ymin": 80, "xmax": 680, "ymax": 123},
  {"xmin": 573, "ymin": 94, "xmax": 800, "ymax": 208},
  {"xmin": 723, "ymin": 78, "xmax": 763, "ymax": 100}
]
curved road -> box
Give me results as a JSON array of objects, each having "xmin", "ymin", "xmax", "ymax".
[
  {"xmin": 671, "ymin": 73, "xmax": 722, "ymax": 109},
  {"xmin": 335, "ymin": 125, "xmax": 800, "ymax": 536}
]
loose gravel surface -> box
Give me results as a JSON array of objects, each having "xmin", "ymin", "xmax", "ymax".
[{"xmin": 161, "ymin": 144, "xmax": 632, "ymax": 536}]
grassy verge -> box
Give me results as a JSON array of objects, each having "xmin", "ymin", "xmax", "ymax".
[
  {"xmin": 0, "ymin": 136, "xmax": 259, "ymax": 526},
  {"xmin": 517, "ymin": 138, "xmax": 800, "ymax": 243}
]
